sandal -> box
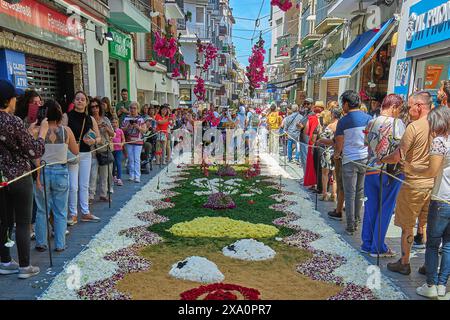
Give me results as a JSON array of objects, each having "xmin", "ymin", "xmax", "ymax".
[
  {"xmin": 370, "ymin": 248, "xmax": 397, "ymax": 258},
  {"xmin": 35, "ymin": 245, "xmax": 47, "ymax": 252}
]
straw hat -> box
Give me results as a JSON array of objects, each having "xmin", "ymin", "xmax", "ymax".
[{"xmin": 314, "ymin": 100, "xmax": 325, "ymax": 108}]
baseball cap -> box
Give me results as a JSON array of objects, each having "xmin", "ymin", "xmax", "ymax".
[
  {"xmin": 0, "ymin": 79, "xmax": 23, "ymax": 101},
  {"xmin": 304, "ymin": 98, "xmax": 313, "ymax": 104}
]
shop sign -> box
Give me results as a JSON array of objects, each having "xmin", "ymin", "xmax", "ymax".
[
  {"xmin": 0, "ymin": 0, "xmax": 84, "ymax": 52},
  {"xmin": 108, "ymin": 28, "xmax": 132, "ymax": 61},
  {"xmin": 406, "ymin": 0, "xmax": 450, "ymax": 51},
  {"xmin": 0, "ymin": 49, "xmax": 27, "ymax": 90},
  {"xmin": 180, "ymin": 88, "xmax": 191, "ymax": 101},
  {"xmin": 394, "ymin": 58, "xmax": 412, "ymax": 100}
]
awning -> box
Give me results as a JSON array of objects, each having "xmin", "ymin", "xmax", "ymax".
[{"xmin": 322, "ymin": 18, "xmax": 394, "ymax": 80}]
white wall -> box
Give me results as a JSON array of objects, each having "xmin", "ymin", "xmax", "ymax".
[{"xmin": 85, "ymin": 24, "xmax": 110, "ymax": 97}]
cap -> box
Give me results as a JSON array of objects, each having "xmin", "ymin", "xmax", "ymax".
[
  {"xmin": 304, "ymin": 98, "xmax": 313, "ymax": 104},
  {"xmin": 0, "ymin": 79, "xmax": 23, "ymax": 101}
]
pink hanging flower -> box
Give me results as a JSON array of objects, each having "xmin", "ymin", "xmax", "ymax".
[
  {"xmin": 194, "ymin": 76, "xmax": 206, "ymax": 101},
  {"xmin": 172, "ymin": 68, "xmax": 180, "ymax": 78},
  {"xmin": 246, "ymin": 39, "xmax": 268, "ymax": 96},
  {"xmin": 271, "ymin": 0, "xmax": 293, "ymax": 12}
]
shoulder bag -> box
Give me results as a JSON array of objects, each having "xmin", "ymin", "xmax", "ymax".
[{"xmin": 67, "ymin": 115, "xmax": 86, "ymax": 165}]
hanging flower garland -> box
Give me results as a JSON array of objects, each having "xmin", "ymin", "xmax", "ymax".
[
  {"xmin": 271, "ymin": 0, "xmax": 293, "ymax": 12},
  {"xmin": 193, "ymin": 76, "xmax": 206, "ymax": 101},
  {"xmin": 202, "ymin": 43, "xmax": 218, "ymax": 72},
  {"xmin": 246, "ymin": 38, "xmax": 268, "ymax": 98},
  {"xmin": 153, "ymin": 31, "xmax": 178, "ymax": 60}
]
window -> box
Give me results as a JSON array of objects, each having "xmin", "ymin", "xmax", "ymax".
[{"xmin": 196, "ymin": 7, "xmax": 205, "ymax": 23}]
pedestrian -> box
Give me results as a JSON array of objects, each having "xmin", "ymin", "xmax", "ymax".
[
  {"xmin": 154, "ymin": 105, "xmax": 171, "ymax": 165},
  {"xmin": 334, "ymin": 90, "xmax": 372, "ymax": 235},
  {"xmin": 361, "ymin": 94, "xmax": 406, "ymax": 258},
  {"xmin": 111, "ymin": 117, "xmax": 125, "ymax": 186},
  {"xmin": 303, "ymin": 101, "xmax": 322, "ymax": 190},
  {"xmin": 402, "ymin": 107, "xmax": 450, "ymax": 299},
  {"xmin": 88, "ymin": 98, "xmax": 115, "ymax": 203},
  {"xmin": 14, "ymin": 90, "xmax": 43, "ymax": 127},
  {"xmin": 382, "ymin": 91, "xmax": 434, "ymax": 275},
  {"xmin": 67, "ymin": 91, "xmax": 102, "ymax": 225},
  {"xmin": 437, "ymin": 80, "xmax": 450, "ymax": 108},
  {"xmin": 0, "ymin": 79, "xmax": 46, "ymax": 279},
  {"xmin": 297, "ymin": 98, "xmax": 314, "ymax": 174},
  {"xmin": 317, "ymin": 107, "xmax": 341, "ymax": 201},
  {"xmin": 266, "ymin": 104, "xmax": 282, "ymax": 155},
  {"xmin": 101, "ymin": 97, "xmax": 116, "ymax": 122},
  {"xmin": 122, "ymin": 102, "xmax": 147, "ymax": 183},
  {"xmin": 115, "ymin": 88, "xmax": 131, "ymax": 125},
  {"xmin": 34, "ymin": 100, "xmax": 79, "ymax": 253},
  {"xmin": 310, "ymin": 101, "xmax": 326, "ymax": 193},
  {"xmin": 283, "ymin": 104, "xmax": 303, "ymax": 163}
]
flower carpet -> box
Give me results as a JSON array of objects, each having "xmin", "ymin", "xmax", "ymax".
[{"xmin": 40, "ymin": 155, "xmax": 406, "ymax": 300}]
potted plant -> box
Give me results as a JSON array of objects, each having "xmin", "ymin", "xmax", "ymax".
[{"xmin": 185, "ymin": 11, "xmax": 192, "ymax": 22}]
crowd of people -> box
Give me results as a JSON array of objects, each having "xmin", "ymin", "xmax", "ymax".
[{"xmin": 1, "ymin": 77, "xmax": 450, "ymax": 300}]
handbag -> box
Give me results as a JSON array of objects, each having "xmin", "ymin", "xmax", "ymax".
[
  {"xmin": 386, "ymin": 118, "xmax": 402, "ymax": 177},
  {"xmin": 96, "ymin": 149, "xmax": 114, "ymax": 166},
  {"xmin": 67, "ymin": 115, "xmax": 86, "ymax": 165}
]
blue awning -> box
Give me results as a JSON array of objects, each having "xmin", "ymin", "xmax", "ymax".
[{"xmin": 322, "ymin": 18, "xmax": 394, "ymax": 80}]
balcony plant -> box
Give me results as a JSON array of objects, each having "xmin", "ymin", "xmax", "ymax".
[{"xmin": 185, "ymin": 10, "xmax": 192, "ymax": 22}]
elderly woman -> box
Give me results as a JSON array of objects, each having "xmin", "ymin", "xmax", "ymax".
[{"xmin": 122, "ymin": 102, "xmax": 147, "ymax": 183}]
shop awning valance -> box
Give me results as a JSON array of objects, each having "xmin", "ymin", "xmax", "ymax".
[{"xmin": 322, "ymin": 18, "xmax": 394, "ymax": 80}]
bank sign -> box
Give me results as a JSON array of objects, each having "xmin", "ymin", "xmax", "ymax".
[
  {"xmin": 108, "ymin": 28, "xmax": 132, "ymax": 61},
  {"xmin": 0, "ymin": 49, "xmax": 27, "ymax": 90},
  {"xmin": 406, "ymin": 0, "xmax": 450, "ymax": 51}
]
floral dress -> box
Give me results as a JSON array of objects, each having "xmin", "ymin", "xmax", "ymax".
[{"xmin": 319, "ymin": 127, "xmax": 335, "ymax": 170}]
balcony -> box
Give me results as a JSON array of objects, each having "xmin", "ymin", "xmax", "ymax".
[
  {"xmin": 289, "ymin": 45, "xmax": 308, "ymax": 75},
  {"xmin": 327, "ymin": 0, "xmax": 374, "ymax": 19},
  {"xmin": 109, "ymin": 0, "xmax": 151, "ymax": 33},
  {"xmin": 165, "ymin": 0, "xmax": 185, "ymax": 20},
  {"xmin": 179, "ymin": 24, "xmax": 209, "ymax": 43},
  {"xmin": 315, "ymin": 0, "xmax": 345, "ymax": 34}
]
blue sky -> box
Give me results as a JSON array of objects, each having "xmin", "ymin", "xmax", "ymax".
[{"xmin": 229, "ymin": 0, "xmax": 272, "ymax": 66}]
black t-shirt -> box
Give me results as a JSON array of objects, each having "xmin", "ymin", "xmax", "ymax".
[{"xmin": 68, "ymin": 110, "xmax": 93, "ymax": 153}]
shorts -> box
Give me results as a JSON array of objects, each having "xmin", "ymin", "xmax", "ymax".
[
  {"xmin": 394, "ymin": 185, "xmax": 432, "ymax": 229},
  {"xmin": 334, "ymin": 158, "xmax": 344, "ymax": 194}
]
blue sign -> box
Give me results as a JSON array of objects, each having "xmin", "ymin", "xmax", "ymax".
[
  {"xmin": 394, "ymin": 58, "xmax": 412, "ymax": 101},
  {"xmin": 406, "ymin": 0, "xmax": 450, "ymax": 51},
  {"xmin": 0, "ymin": 49, "xmax": 27, "ymax": 90}
]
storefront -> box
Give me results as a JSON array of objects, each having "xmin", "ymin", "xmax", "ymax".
[
  {"xmin": 390, "ymin": 0, "xmax": 450, "ymax": 103},
  {"xmin": 0, "ymin": 0, "xmax": 84, "ymax": 106},
  {"xmin": 108, "ymin": 28, "xmax": 132, "ymax": 105}
]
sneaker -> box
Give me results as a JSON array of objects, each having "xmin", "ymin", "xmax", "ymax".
[
  {"xmin": 55, "ymin": 247, "xmax": 66, "ymax": 253},
  {"xmin": 18, "ymin": 265, "xmax": 40, "ymax": 279},
  {"xmin": 413, "ymin": 233, "xmax": 426, "ymax": 249},
  {"xmin": 116, "ymin": 179, "xmax": 123, "ymax": 186},
  {"xmin": 0, "ymin": 260, "xmax": 19, "ymax": 275},
  {"xmin": 81, "ymin": 214, "xmax": 100, "ymax": 222},
  {"xmin": 113, "ymin": 176, "xmax": 118, "ymax": 184},
  {"xmin": 360, "ymin": 248, "xmax": 370, "ymax": 254},
  {"xmin": 418, "ymin": 265, "xmax": 426, "ymax": 275},
  {"xmin": 128, "ymin": 176, "xmax": 135, "ymax": 182},
  {"xmin": 328, "ymin": 210, "xmax": 343, "ymax": 221},
  {"xmin": 387, "ymin": 259, "xmax": 411, "ymax": 275},
  {"xmin": 67, "ymin": 215, "xmax": 78, "ymax": 226},
  {"xmin": 345, "ymin": 227, "xmax": 355, "ymax": 236},
  {"xmin": 369, "ymin": 248, "xmax": 397, "ymax": 258},
  {"xmin": 134, "ymin": 178, "xmax": 140, "ymax": 183},
  {"xmin": 35, "ymin": 245, "xmax": 47, "ymax": 252},
  {"xmin": 416, "ymin": 284, "xmax": 438, "ymax": 299},
  {"xmin": 437, "ymin": 285, "xmax": 447, "ymax": 297}
]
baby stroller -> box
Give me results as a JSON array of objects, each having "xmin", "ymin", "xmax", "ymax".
[{"xmin": 141, "ymin": 128, "xmax": 157, "ymax": 174}]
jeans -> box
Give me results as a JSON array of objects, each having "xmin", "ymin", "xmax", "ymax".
[
  {"xmin": 287, "ymin": 138, "xmax": 300, "ymax": 161},
  {"xmin": 299, "ymin": 136, "xmax": 309, "ymax": 174},
  {"xmin": 89, "ymin": 156, "xmax": 113, "ymax": 199},
  {"xmin": 361, "ymin": 173, "xmax": 404, "ymax": 254},
  {"xmin": 113, "ymin": 150, "xmax": 123, "ymax": 180},
  {"xmin": 426, "ymin": 201, "xmax": 450, "ymax": 286},
  {"xmin": 342, "ymin": 159, "xmax": 367, "ymax": 230},
  {"xmin": 0, "ymin": 175, "xmax": 33, "ymax": 267},
  {"xmin": 126, "ymin": 144, "xmax": 143, "ymax": 180},
  {"xmin": 68, "ymin": 152, "xmax": 92, "ymax": 216},
  {"xmin": 35, "ymin": 165, "xmax": 69, "ymax": 250}
]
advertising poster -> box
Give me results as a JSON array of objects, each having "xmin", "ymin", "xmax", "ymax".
[{"xmin": 394, "ymin": 58, "xmax": 412, "ymax": 100}]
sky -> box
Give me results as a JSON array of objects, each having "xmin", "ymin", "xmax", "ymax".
[{"xmin": 229, "ymin": 0, "xmax": 272, "ymax": 67}]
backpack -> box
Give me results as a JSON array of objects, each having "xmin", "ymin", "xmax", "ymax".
[{"xmin": 267, "ymin": 112, "xmax": 279, "ymax": 129}]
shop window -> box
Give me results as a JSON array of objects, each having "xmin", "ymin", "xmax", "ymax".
[
  {"xmin": 359, "ymin": 42, "xmax": 392, "ymax": 105},
  {"xmin": 196, "ymin": 7, "xmax": 204, "ymax": 24},
  {"xmin": 415, "ymin": 54, "xmax": 450, "ymax": 103}
]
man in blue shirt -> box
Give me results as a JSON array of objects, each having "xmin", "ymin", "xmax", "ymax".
[{"xmin": 333, "ymin": 90, "xmax": 372, "ymax": 235}]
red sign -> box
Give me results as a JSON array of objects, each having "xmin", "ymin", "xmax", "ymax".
[{"xmin": 0, "ymin": 0, "xmax": 84, "ymax": 42}]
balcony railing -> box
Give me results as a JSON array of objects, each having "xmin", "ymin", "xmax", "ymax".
[{"xmin": 130, "ymin": 0, "xmax": 152, "ymax": 17}]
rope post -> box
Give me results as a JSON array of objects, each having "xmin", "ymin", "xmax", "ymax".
[
  {"xmin": 40, "ymin": 160, "xmax": 53, "ymax": 267},
  {"xmin": 377, "ymin": 170, "xmax": 383, "ymax": 267},
  {"xmin": 284, "ymin": 134, "xmax": 288, "ymax": 168},
  {"xmin": 107, "ymin": 144, "xmax": 112, "ymax": 209}
]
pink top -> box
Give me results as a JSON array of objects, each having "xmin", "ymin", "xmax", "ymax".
[{"xmin": 112, "ymin": 128, "xmax": 125, "ymax": 151}]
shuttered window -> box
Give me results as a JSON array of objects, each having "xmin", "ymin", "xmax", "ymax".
[
  {"xmin": 25, "ymin": 56, "xmax": 60, "ymax": 101},
  {"xmin": 327, "ymin": 79, "xmax": 339, "ymax": 103}
]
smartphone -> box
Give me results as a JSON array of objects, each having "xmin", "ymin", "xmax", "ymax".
[{"xmin": 36, "ymin": 106, "xmax": 47, "ymax": 126}]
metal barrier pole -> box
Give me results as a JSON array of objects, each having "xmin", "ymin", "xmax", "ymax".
[
  {"xmin": 40, "ymin": 160, "xmax": 53, "ymax": 267},
  {"xmin": 377, "ymin": 171, "xmax": 383, "ymax": 267}
]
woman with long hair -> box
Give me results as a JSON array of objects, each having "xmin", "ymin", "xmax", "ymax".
[
  {"xmin": 34, "ymin": 100, "xmax": 78, "ymax": 252},
  {"xmin": 0, "ymin": 80, "xmax": 46, "ymax": 279},
  {"xmin": 122, "ymin": 102, "xmax": 147, "ymax": 183},
  {"xmin": 67, "ymin": 91, "xmax": 102, "ymax": 225},
  {"xmin": 15, "ymin": 90, "xmax": 43, "ymax": 126},
  {"xmin": 101, "ymin": 97, "xmax": 116, "ymax": 122},
  {"xmin": 88, "ymin": 98, "xmax": 114, "ymax": 203},
  {"xmin": 361, "ymin": 94, "xmax": 406, "ymax": 257}
]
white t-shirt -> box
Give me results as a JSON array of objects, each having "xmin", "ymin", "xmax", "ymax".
[{"xmin": 430, "ymin": 135, "xmax": 450, "ymax": 200}]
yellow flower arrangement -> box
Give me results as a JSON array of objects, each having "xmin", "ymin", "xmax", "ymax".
[{"xmin": 167, "ymin": 217, "xmax": 279, "ymax": 238}]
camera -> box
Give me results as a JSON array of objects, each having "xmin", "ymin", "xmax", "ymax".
[
  {"xmin": 36, "ymin": 105, "xmax": 48, "ymax": 126},
  {"xmin": 129, "ymin": 119, "xmax": 137, "ymax": 125}
]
